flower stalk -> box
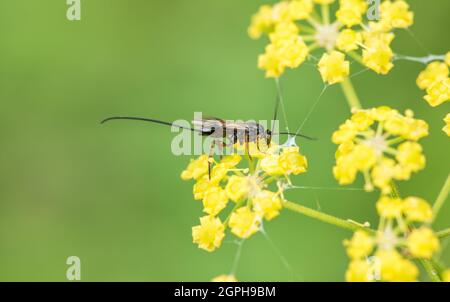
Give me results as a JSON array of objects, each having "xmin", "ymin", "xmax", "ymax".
[
  {"xmin": 437, "ymin": 228, "xmax": 450, "ymax": 239},
  {"xmin": 419, "ymin": 259, "xmax": 442, "ymax": 282},
  {"xmin": 283, "ymin": 200, "xmax": 375, "ymax": 234},
  {"xmin": 321, "ymin": 4, "xmax": 330, "ymax": 25},
  {"xmin": 432, "ymin": 173, "xmax": 450, "ymax": 222},
  {"xmin": 340, "ymin": 77, "xmax": 362, "ymax": 110}
]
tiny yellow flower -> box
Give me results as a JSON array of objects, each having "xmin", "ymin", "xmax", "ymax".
[
  {"xmin": 192, "ymin": 216, "xmax": 225, "ymax": 252},
  {"xmin": 202, "ymin": 187, "xmax": 229, "ymax": 216},
  {"xmin": 395, "ymin": 142, "xmax": 426, "ymax": 177},
  {"xmin": 225, "ymin": 175, "xmax": 250, "ymax": 202},
  {"xmin": 376, "ymin": 249, "xmax": 418, "ymax": 282},
  {"xmin": 277, "ymin": 37, "xmax": 310, "ymax": 69},
  {"xmin": 318, "ymin": 51, "xmax": 350, "ymax": 84},
  {"xmin": 211, "ymin": 275, "xmax": 238, "ymax": 282},
  {"xmin": 220, "ymin": 154, "xmax": 242, "ymax": 168},
  {"xmin": 336, "ymin": 29, "xmax": 362, "ymax": 52},
  {"xmin": 248, "ymin": 5, "xmax": 275, "ymax": 39},
  {"xmin": 344, "ymin": 231, "xmax": 374, "ymax": 259},
  {"xmin": 380, "ymin": 0, "xmax": 414, "ymax": 29},
  {"xmin": 272, "ymin": 1, "xmax": 294, "ymax": 23},
  {"xmin": 252, "ymin": 190, "xmax": 282, "ymax": 221},
  {"xmin": 181, "ymin": 155, "xmax": 209, "ymax": 180},
  {"xmin": 402, "ymin": 197, "xmax": 432, "ymax": 223},
  {"xmin": 371, "ymin": 158, "xmax": 397, "ymax": 194},
  {"xmin": 340, "ymin": 0, "xmax": 367, "ymax": 12},
  {"xmin": 406, "ymin": 227, "xmax": 440, "ymax": 259},
  {"xmin": 193, "ymin": 176, "xmax": 218, "ymax": 201},
  {"xmin": 362, "ymin": 44, "xmax": 394, "ymax": 75},
  {"xmin": 444, "ymin": 113, "xmax": 450, "ymax": 136},
  {"xmin": 228, "ymin": 207, "xmax": 261, "ymax": 239},
  {"xmin": 345, "ymin": 260, "xmax": 372, "ymax": 282},
  {"xmin": 376, "ymin": 196, "xmax": 403, "ymax": 219},
  {"xmin": 260, "ymin": 153, "xmax": 284, "ymax": 176},
  {"xmin": 336, "ymin": 0, "xmax": 367, "ymax": 28},
  {"xmin": 258, "ymin": 36, "xmax": 309, "ymax": 78},
  {"xmin": 269, "ymin": 22, "xmax": 299, "ymax": 42},
  {"xmin": 234, "ymin": 141, "xmax": 267, "ymax": 159},
  {"xmin": 289, "ymin": 0, "xmax": 314, "ymax": 20},
  {"xmin": 333, "ymin": 156, "xmax": 358, "ymax": 185},
  {"xmin": 416, "ymin": 61, "xmax": 449, "ymax": 90},
  {"xmin": 209, "ymin": 163, "xmax": 229, "ymax": 183},
  {"xmin": 279, "ymin": 146, "xmax": 308, "ymax": 175},
  {"xmin": 351, "ymin": 144, "xmax": 377, "ymax": 170},
  {"xmin": 446, "ymin": 52, "xmax": 450, "ymax": 67},
  {"xmin": 424, "ymin": 78, "xmax": 450, "ymax": 107},
  {"xmin": 331, "ymin": 120, "xmax": 358, "ymax": 144},
  {"xmin": 442, "ymin": 269, "xmax": 450, "ymax": 282},
  {"xmin": 383, "ymin": 116, "xmax": 409, "ymax": 137},
  {"xmin": 258, "ymin": 44, "xmax": 285, "ymax": 78}
]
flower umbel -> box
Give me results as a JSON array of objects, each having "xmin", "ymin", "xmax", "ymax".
[
  {"xmin": 344, "ymin": 195, "xmax": 440, "ymax": 282},
  {"xmin": 185, "ymin": 144, "xmax": 308, "ymax": 251},
  {"xmin": 416, "ymin": 56, "xmax": 450, "ymax": 107},
  {"xmin": 249, "ymin": 0, "xmax": 414, "ymax": 82},
  {"xmin": 332, "ymin": 106, "xmax": 428, "ymax": 193}
]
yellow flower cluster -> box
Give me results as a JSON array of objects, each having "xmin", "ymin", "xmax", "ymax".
[
  {"xmin": 184, "ymin": 144, "xmax": 308, "ymax": 252},
  {"xmin": 416, "ymin": 53, "xmax": 450, "ymax": 107},
  {"xmin": 344, "ymin": 196, "xmax": 440, "ymax": 282},
  {"xmin": 443, "ymin": 269, "xmax": 450, "ymax": 282},
  {"xmin": 444, "ymin": 113, "xmax": 450, "ymax": 137},
  {"xmin": 249, "ymin": 0, "xmax": 414, "ymax": 82},
  {"xmin": 332, "ymin": 107, "xmax": 428, "ymax": 193},
  {"xmin": 211, "ymin": 275, "xmax": 238, "ymax": 282}
]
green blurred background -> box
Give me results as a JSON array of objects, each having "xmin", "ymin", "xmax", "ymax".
[{"xmin": 0, "ymin": 0, "xmax": 449, "ymax": 281}]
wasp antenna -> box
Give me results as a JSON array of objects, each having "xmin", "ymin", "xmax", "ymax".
[
  {"xmin": 100, "ymin": 116, "xmax": 201, "ymax": 133},
  {"xmin": 100, "ymin": 116, "xmax": 173, "ymax": 126}
]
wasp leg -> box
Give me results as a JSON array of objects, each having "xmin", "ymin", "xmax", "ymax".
[
  {"xmin": 245, "ymin": 130, "xmax": 252, "ymax": 161},
  {"xmin": 216, "ymin": 139, "xmax": 225, "ymax": 161},
  {"xmin": 256, "ymin": 139, "xmax": 269, "ymax": 155},
  {"xmin": 208, "ymin": 140, "xmax": 216, "ymax": 180}
]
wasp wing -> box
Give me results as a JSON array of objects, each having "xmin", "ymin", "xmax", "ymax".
[{"xmin": 191, "ymin": 117, "xmax": 226, "ymax": 136}]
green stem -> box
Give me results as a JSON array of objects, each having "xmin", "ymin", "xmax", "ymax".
[
  {"xmin": 437, "ymin": 228, "xmax": 450, "ymax": 239},
  {"xmin": 386, "ymin": 136, "xmax": 405, "ymax": 145},
  {"xmin": 419, "ymin": 259, "xmax": 442, "ymax": 282},
  {"xmin": 340, "ymin": 77, "xmax": 362, "ymax": 110},
  {"xmin": 394, "ymin": 54, "xmax": 445, "ymax": 64},
  {"xmin": 348, "ymin": 51, "xmax": 365, "ymax": 65},
  {"xmin": 432, "ymin": 173, "xmax": 450, "ymax": 223},
  {"xmin": 225, "ymin": 200, "xmax": 246, "ymax": 224},
  {"xmin": 390, "ymin": 181, "xmax": 401, "ymax": 199},
  {"xmin": 298, "ymin": 24, "xmax": 316, "ymax": 34},
  {"xmin": 283, "ymin": 200, "xmax": 375, "ymax": 234},
  {"xmin": 321, "ymin": 4, "xmax": 330, "ymax": 25}
]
